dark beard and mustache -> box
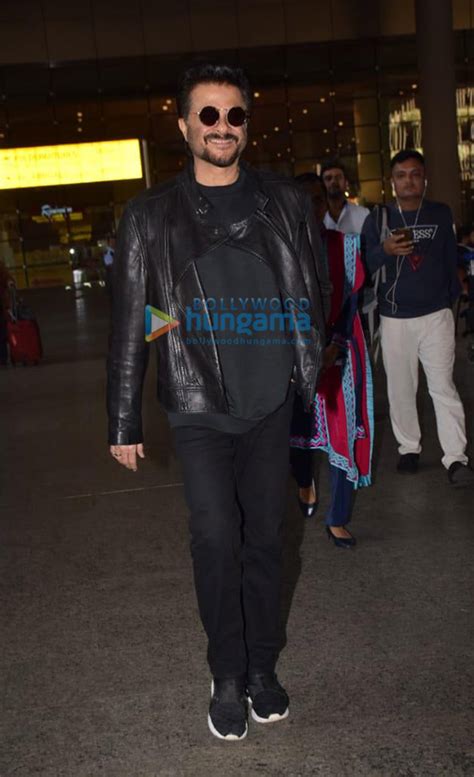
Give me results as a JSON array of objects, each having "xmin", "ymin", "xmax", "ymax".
[
  {"xmin": 326, "ymin": 186, "xmax": 345, "ymax": 200},
  {"xmin": 187, "ymin": 130, "xmax": 245, "ymax": 168},
  {"xmin": 201, "ymin": 132, "xmax": 241, "ymax": 167}
]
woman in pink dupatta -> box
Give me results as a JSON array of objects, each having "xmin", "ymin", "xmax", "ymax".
[{"xmin": 290, "ymin": 225, "xmax": 374, "ymax": 548}]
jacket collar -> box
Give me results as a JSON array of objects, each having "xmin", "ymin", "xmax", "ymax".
[{"xmin": 178, "ymin": 159, "xmax": 269, "ymax": 222}]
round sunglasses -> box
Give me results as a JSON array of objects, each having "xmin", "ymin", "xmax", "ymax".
[{"xmin": 195, "ymin": 105, "xmax": 249, "ymax": 128}]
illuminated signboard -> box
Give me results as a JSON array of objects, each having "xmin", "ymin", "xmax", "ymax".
[{"xmin": 0, "ymin": 139, "xmax": 143, "ymax": 190}]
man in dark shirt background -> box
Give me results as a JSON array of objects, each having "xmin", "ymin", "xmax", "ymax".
[
  {"xmin": 362, "ymin": 149, "xmax": 473, "ymax": 484},
  {"xmin": 107, "ymin": 64, "xmax": 330, "ymax": 741}
]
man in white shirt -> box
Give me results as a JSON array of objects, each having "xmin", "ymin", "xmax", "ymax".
[{"xmin": 321, "ymin": 160, "xmax": 369, "ymax": 234}]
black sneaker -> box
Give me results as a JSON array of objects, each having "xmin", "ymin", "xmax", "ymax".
[
  {"xmin": 246, "ymin": 672, "xmax": 289, "ymax": 724},
  {"xmin": 448, "ymin": 461, "xmax": 474, "ymax": 486},
  {"xmin": 397, "ymin": 453, "xmax": 419, "ymax": 474},
  {"xmin": 208, "ymin": 677, "xmax": 248, "ymax": 741}
]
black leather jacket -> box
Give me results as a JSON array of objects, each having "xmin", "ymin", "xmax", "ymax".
[{"xmin": 107, "ymin": 161, "xmax": 331, "ymax": 444}]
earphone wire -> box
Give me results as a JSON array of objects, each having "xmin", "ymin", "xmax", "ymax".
[{"xmin": 385, "ymin": 183, "xmax": 427, "ymax": 314}]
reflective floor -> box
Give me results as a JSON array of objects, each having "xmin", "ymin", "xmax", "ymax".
[{"xmin": 1, "ymin": 287, "xmax": 473, "ymax": 777}]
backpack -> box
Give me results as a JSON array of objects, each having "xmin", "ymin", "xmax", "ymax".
[{"xmin": 362, "ymin": 204, "xmax": 389, "ymax": 362}]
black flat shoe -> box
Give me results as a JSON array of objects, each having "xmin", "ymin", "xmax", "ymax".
[
  {"xmin": 397, "ymin": 453, "xmax": 419, "ymax": 474},
  {"xmin": 297, "ymin": 481, "xmax": 318, "ymax": 518},
  {"xmin": 448, "ymin": 461, "xmax": 474, "ymax": 486},
  {"xmin": 326, "ymin": 526, "xmax": 356, "ymax": 548}
]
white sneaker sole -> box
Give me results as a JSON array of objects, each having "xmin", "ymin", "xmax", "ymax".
[
  {"xmin": 207, "ymin": 713, "xmax": 248, "ymax": 741},
  {"xmin": 248, "ymin": 699, "xmax": 289, "ymax": 724},
  {"xmin": 208, "ymin": 680, "xmax": 248, "ymax": 741}
]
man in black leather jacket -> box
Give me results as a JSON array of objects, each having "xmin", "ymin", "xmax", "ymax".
[{"xmin": 107, "ymin": 64, "xmax": 330, "ymax": 741}]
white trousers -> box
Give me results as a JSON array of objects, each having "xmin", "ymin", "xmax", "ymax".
[{"xmin": 380, "ymin": 309, "xmax": 468, "ymax": 469}]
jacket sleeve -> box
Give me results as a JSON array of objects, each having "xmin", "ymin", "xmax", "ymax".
[
  {"xmin": 106, "ymin": 205, "xmax": 149, "ymax": 445},
  {"xmin": 362, "ymin": 210, "xmax": 392, "ymax": 274},
  {"xmin": 303, "ymin": 194, "xmax": 332, "ymax": 321}
]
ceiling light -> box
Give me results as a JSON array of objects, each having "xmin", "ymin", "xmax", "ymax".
[{"xmin": 254, "ymin": 91, "xmax": 260, "ymax": 98}]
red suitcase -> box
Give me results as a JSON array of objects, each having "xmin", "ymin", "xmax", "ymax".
[{"xmin": 7, "ymin": 318, "xmax": 43, "ymax": 366}]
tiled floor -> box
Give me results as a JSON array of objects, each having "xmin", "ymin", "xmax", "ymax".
[{"xmin": 1, "ymin": 287, "xmax": 473, "ymax": 776}]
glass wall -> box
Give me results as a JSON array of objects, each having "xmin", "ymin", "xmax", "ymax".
[
  {"xmin": 0, "ymin": 180, "xmax": 141, "ymax": 289},
  {"xmin": 2, "ymin": 31, "xmax": 474, "ymax": 286}
]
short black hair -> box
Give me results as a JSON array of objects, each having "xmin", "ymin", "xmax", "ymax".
[
  {"xmin": 390, "ymin": 149, "xmax": 425, "ymax": 169},
  {"xmin": 176, "ymin": 63, "xmax": 252, "ymax": 119},
  {"xmin": 320, "ymin": 159, "xmax": 348, "ymax": 179},
  {"xmin": 295, "ymin": 172, "xmax": 322, "ymax": 185}
]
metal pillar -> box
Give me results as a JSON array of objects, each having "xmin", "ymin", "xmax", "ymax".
[
  {"xmin": 415, "ymin": 0, "xmax": 461, "ymax": 221},
  {"xmin": 141, "ymin": 139, "xmax": 152, "ymax": 189}
]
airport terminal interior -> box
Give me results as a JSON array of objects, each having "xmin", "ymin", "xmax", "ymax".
[
  {"xmin": 1, "ymin": 1, "xmax": 473, "ymax": 775},
  {"xmin": 2, "ymin": 285, "xmax": 473, "ymax": 776},
  {"xmin": 1, "ymin": 0, "xmax": 474, "ymax": 289}
]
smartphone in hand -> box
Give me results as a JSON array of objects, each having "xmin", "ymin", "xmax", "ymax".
[{"xmin": 392, "ymin": 227, "xmax": 414, "ymax": 242}]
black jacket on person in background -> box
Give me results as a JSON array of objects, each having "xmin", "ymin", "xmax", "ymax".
[{"xmin": 107, "ymin": 161, "xmax": 331, "ymax": 445}]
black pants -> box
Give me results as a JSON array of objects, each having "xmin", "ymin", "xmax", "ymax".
[{"xmin": 173, "ymin": 398, "xmax": 293, "ymax": 679}]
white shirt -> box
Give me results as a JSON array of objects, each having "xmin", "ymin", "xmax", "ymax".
[{"xmin": 324, "ymin": 201, "xmax": 370, "ymax": 234}]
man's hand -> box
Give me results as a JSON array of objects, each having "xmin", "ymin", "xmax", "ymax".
[
  {"xmin": 383, "ymin": 232, "xmax": 414, "ymax": 256},
  {"xmin": 109, "ymin": 443, "xmax": 145, "ymax": 471},
  {"xmin": 321, "ymin": 342, "xmax": 341, "ymax": 372}
]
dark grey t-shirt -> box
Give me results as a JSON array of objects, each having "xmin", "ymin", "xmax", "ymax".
[{"xmin": 169, "ymin": 171, "xmax": 294, "ymax": 433}]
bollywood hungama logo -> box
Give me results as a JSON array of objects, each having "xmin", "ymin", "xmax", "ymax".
[
  {"xmin": 145, "ymin": 305, "xmax": 179, "ymax": 342},
  {"xmin": 145, "ymin": 297, "xmax": 311, "ymax": 344}
]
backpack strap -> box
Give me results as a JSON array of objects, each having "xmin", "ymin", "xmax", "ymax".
[{"xmin": 362, "ymin": 204, "xmax": 389, "ymax": 360}]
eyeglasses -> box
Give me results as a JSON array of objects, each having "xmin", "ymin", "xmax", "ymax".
[{"xmin": 195, "ymin": 105, "xmax": 249, "ymax": 127}]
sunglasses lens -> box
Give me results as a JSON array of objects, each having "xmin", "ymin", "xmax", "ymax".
[
  {"xmin": 199, "ymin": 106, "xmax": 220, "ymax": 126},
  {"xmin": 227, "ymin": 107, "xmax": 247, "ymax": 127}
]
